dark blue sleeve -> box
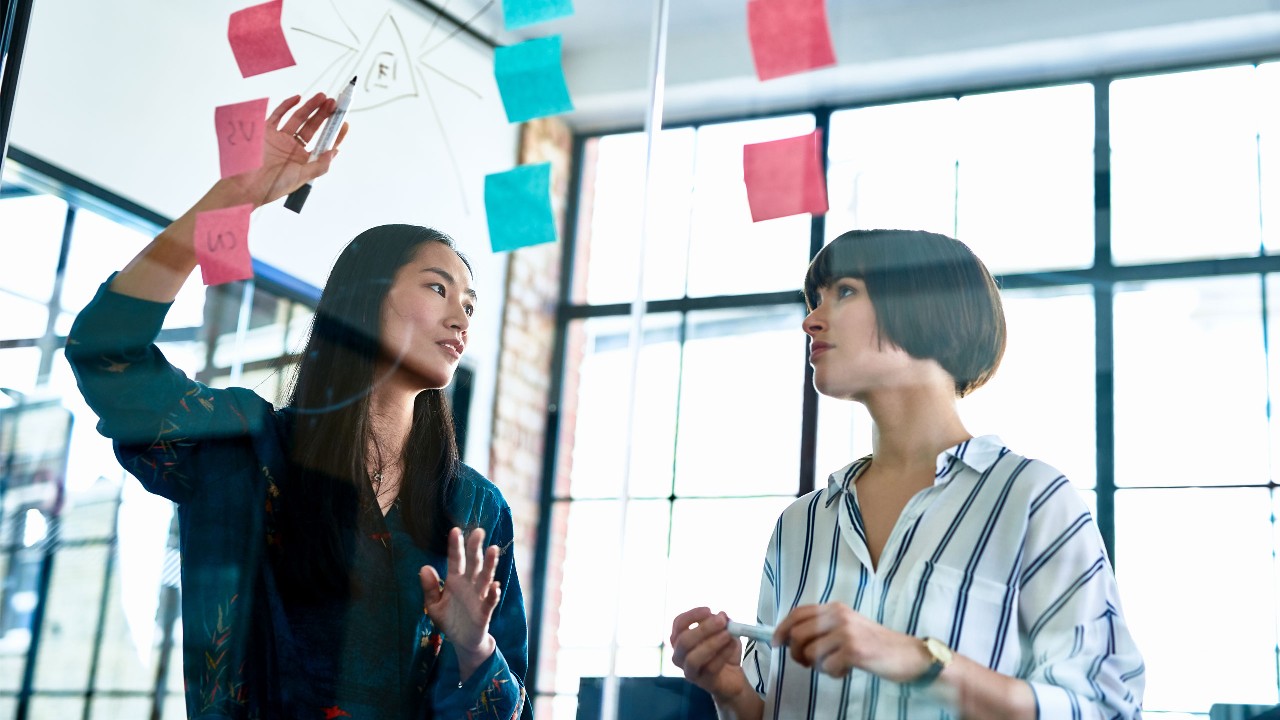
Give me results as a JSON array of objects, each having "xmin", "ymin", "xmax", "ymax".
[
  {"xmin": 432, "ymin": 501, "xmax": 531, "ymax": 720},
  {"xmin": 65, "ymin": 275, "xmax": 268, "ymax": 502}
]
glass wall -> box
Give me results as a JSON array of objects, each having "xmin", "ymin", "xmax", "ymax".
[
  {"xmin": 0, "ymin": 164, "xmax": 317, "ymax": 720},
  {"xmin": 540, "ymin": 61, "xmax": 1280, "ymax": 718}
]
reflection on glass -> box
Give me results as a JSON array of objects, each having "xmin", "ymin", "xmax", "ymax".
[
  {"xmin": 1111, "ymin": 65, "xmax": 1264, "ymax": 264},
  {"xmin": 565, "ymin": 314, "xmax": 682, "ymax": 499},
  {"xmin": 828, "ymin": 98, "xmax": 958, "ymax": 241},
  {"xmin": 0, "ymin": 193, "xmax": 66, "ymax": 304},
  {"xmin": 1114, "ymin": 277, "xmax": 1267, "ymax": 487},
  {"xmin": 1115, "ymin": 488, "xmax": 1279, "ymax": 712},
  {"xmin": 576, "ymin": 130, "xmax": 696, "ymax": 304},
  {"xmin": 959, "ymin": 286, "xmax": 1095, "ymax": 488},
  {"xmin": 674, "ymin": 306, "xmax": 806, "ymax": 497},
  {"xmin": 954, "ymin": 85, "xmax": 1094, "ymax": 274},
  {"xmin": 686, "ymin": 115, "xmax": 815, "ymax": 298}
]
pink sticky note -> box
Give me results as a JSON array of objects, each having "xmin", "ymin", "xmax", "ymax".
[
  {"xmin": 193, "ymin": 205, "xmax": 255, "ymax": 286},
  {"xmin": 214, "ymin": 98, "xmax": 269, "ymax": 178},
  {"xmin": 747, "ymin": 0, "xmax": 837, "ymax": 81},
  {"xmin": 228, "ymin": 0, "xmax": 296, "ymax": 78},
  {"xmin": 743, "ymin": 130, "xmax": 829, "ymax": 222}
]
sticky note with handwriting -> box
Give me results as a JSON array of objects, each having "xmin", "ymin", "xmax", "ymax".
[
  {"xmin": 193, "ymin": 205, "xmax": 255, "ymax": 286},
  {"xmin": 215, "ymin": 98, "xmax": 269, "ymax": 178},
  {"xmin": 228, "ymin": 0, "xmax": 296, "ymax": 78},
  {"xmin": 743, "ymin": 130, "xmax": 828, "ymax": 222},
  {"xmin": 485, "ymin": 163, "xmax": 557, "ymax": 253},
  {"xmin": 747, "ymin": 0, "xmax": 836, "ymax": 81},
  {"xmin": 494, "ymin": 36, "xmax": 574, "ymax": 123}
]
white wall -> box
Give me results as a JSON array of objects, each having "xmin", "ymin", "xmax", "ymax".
[
  {"xmin": 554, "ymin": 0, "xmax": 1280, "ymax": 130},
  {"xmin": 9, "ymin": 0, "xmax": 520, "ymax": 472}
]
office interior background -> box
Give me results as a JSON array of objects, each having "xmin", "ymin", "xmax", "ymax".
[{"xmin": 3, "ymin": 0, "xmax": 1280, "ymax": 717}]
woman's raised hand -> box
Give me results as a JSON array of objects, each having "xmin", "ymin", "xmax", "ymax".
[
  {"xmin": 419, "ymin": 527, "xmax": 502, "ymax": 678},
  {"xmin": 226, "ymin": 92, "xmax": 350, "ymax": 208}
]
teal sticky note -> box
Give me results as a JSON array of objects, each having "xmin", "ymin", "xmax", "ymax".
[
  {"xmin": 503, "ymin": 0, "xmax": 574, "ymax": 30},
  {"xmin": 494, "ymin": 36, "xmax": 574, "ymax": 124},
  {"xmin": 485, "ymin": 163, "xmax": 557, "ymax": 253}
]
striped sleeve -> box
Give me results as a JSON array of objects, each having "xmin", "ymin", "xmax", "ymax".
[
  {"xmin": 1018, "ymin": 477, "xmax": 1145, "ymax": 719},
  {"xmin": 742, "ymin": 517, "xmax": 781, "ymax": 699}
]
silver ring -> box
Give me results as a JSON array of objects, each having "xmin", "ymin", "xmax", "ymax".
[{"xmin": 292, "ymin": 132, "xmax": 307, "ymax": 146}]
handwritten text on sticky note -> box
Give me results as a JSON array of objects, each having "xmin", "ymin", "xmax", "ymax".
[
  {"xmin": 194, "ymin": 205, "xmax": 255, "ymax": 286},
  {"xmin": 485, "ymin": 163, "xmax": 557, "ymax": 253},
  {"xmin": 214, "ymin": 98, "xmax": 269, "ymax": 178},
  {"xmin": 743, "ymin": 130, "xmax": 828, "ymax": 222},
  {"xmin": 494, "ymin": 36, "xmax": 574, "ymax": 124},
  {"xmin": 228, "ymin": 0, "xmax": 296, "ymax": 78},
  {"xmin": 747, "ymin": 0, "xmax": 837, "ymax": 81}
]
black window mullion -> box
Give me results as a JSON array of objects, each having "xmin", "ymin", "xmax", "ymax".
[{"xmin": 1093, "ymin": 78, "xmax": 1117, "ymax": 562}]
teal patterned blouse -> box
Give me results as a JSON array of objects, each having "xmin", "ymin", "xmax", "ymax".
[{"xmin": 66, "ymin": 277, "xmax": 530, "ymax": 720}]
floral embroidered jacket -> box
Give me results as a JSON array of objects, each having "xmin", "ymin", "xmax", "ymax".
[{"xmin": 66, "ymin": 278, "xmax": 530, "ymax": 720}]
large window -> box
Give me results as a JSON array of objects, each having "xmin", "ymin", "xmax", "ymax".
[
  {"xmin": 0, "ymin": 159, "xmax": 318, "ymax": 720},
  {"xmin": 539, "ymin": 61, "xmax": 1280, "ymax": 718}
]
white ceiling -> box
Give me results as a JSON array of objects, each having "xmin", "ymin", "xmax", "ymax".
[{"xmin": 453, "ymin": 0, "xmax": 1280, "ymax": 131}]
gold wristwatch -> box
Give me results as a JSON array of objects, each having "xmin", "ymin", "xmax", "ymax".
[{"xmin": 909, "ymin": 637, "xmax": 953, "ymax": 686}]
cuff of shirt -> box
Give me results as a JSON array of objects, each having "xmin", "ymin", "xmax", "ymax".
[
  {"xmin": 1028, "ymin": 680, "xmax": 1081, "ymax": 720},
  {"xmin": 434, "ymin": 642, "xmax": 520, "ymax": 716}
]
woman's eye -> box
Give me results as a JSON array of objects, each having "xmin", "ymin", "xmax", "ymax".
[
  {"xmin": 427, "ymin": 283, "xmax": 446, "ymax": 297},
  {"xmin": 837, "ymin": 285, "xmax": 857, "ymax": 298},
  {"xmin": 464, "ymin": 305, "xmax": 475, "ymax": 317}
]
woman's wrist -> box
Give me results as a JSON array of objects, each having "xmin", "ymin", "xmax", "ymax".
[{"xmin": 454, "ymin": 633, "xmax": 497, "ymax": 681}]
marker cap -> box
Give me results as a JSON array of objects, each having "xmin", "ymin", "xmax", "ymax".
[{"xmin": 284, "ymin": 183, "xmax": 312, "ymax": 213}]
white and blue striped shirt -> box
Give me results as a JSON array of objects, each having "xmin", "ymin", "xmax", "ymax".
[{"xmin": 743, "ymin": 435, "xmax": 1145, "ymax": 719}]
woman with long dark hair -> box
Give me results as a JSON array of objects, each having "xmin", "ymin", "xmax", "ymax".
[{"xmin": 66, "ymin": 93, "xmax": 529, "ymax": 719}]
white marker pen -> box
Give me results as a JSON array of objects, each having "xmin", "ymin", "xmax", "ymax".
[
  {"xmin": 726, "ymin": 620, "xmax": 776, "ymax": 646},
  {"xmin": 285, "ymin": 75, "xmax": 356, "ymax": 213}
]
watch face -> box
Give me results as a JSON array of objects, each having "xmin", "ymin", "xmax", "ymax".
[{"xmin": 924, "ymin": 637, "xmax": 954, "ymax": 664}]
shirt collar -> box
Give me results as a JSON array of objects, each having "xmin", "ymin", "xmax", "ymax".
[{"xmin": 823, "ymin": 434, "xmax": 1007, "ymax": 508}]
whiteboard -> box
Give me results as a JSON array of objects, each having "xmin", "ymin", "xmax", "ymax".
[{"xmin": 9, "ymin": 0, "xmax": 519, "ymax": 473}]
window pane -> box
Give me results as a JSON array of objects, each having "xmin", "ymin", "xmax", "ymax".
[
  {"xmin": 666, "ymin": 497, "xmax": 794, "ymax": 636},
  {"xmin": 0, "ymin": 347, "xmax": 42, "ymax": 395},
  {"xmin": 955, "ymin": 84, "xmax": 1094, "ymax": 274},
  {"xmin": 32, "ymin": 544, "xmax": 110, "ymax": 690},
  {"xmin": 959, "ymin": 286, "xmax": 1095, "ymax": 488},
  {"xmin": 1115, "ymin": 488, "xmax": 1279, "ymax": 712},
  {"xmin": 828, "ymin": 99, "xmax": 958, "ymax": 240},
  {"xmin": 0, "ymin": 193, "xmax": 66, "ymax": 303},
  {"xmin": 686, "ymin": 115, "xmax": 815, "ymax": 297},
  {"xmin": 1114, "ymin": 277, "xmax": 1267, "ymax": 487},
  {"xmin": 815, "ymin": 395, "xmax": 873, "ymax": 484},
  {"xmin": 575, "ymin": 130, "xmax": 696, "ymax": 304},
  {"xmin": 565, "ymin": 314, "xmax": 682, "ymax": 499},
  {"xmin": 60, "ymin": 208, "xmax": 206, "ymax": 329},
  {"xmin": 674, "ymin": 306, "xmax": 807, "ymax": 497},
  {"xmin": 1263, "ymin": 62, "xmax": 1280, "ymax": 255},
  {"xmin": 0, "ymin": 291, "xmax": 49, "ymax": 340},
  {"xmin": 550, "ymin": 499, "xmax": 670, "ymax": 693},
  {"xmin": 1111, "ymin": 65, "xmax": 1264, "ymax": 264}
]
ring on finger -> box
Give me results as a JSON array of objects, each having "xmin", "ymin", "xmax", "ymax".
[{"xmin": 292, "ymin": 132, "xmax": 307, "ymax": 146}]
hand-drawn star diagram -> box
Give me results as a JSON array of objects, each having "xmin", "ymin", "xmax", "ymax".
[{"xmin": 289, "ymin": 0, "xmax": 496, "ymax": 211}]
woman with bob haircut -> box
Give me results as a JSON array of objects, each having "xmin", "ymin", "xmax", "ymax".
[
  {"xmin": 65, "ymin": 93, "xmax": 530, "ymax": 719},
  {"xmin": 671, "ymin": 229, "xmax": 1144, "ymax": 718}
]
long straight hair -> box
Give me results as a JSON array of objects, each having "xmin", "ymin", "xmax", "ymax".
[{"xmin": 278, "ymin": 224, "xmax": 470, "ymax": 599}]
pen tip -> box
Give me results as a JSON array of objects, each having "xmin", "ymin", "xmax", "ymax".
[{"xmin": 350, "ymin": 76, "xmax": 357, "ymax": 83}]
